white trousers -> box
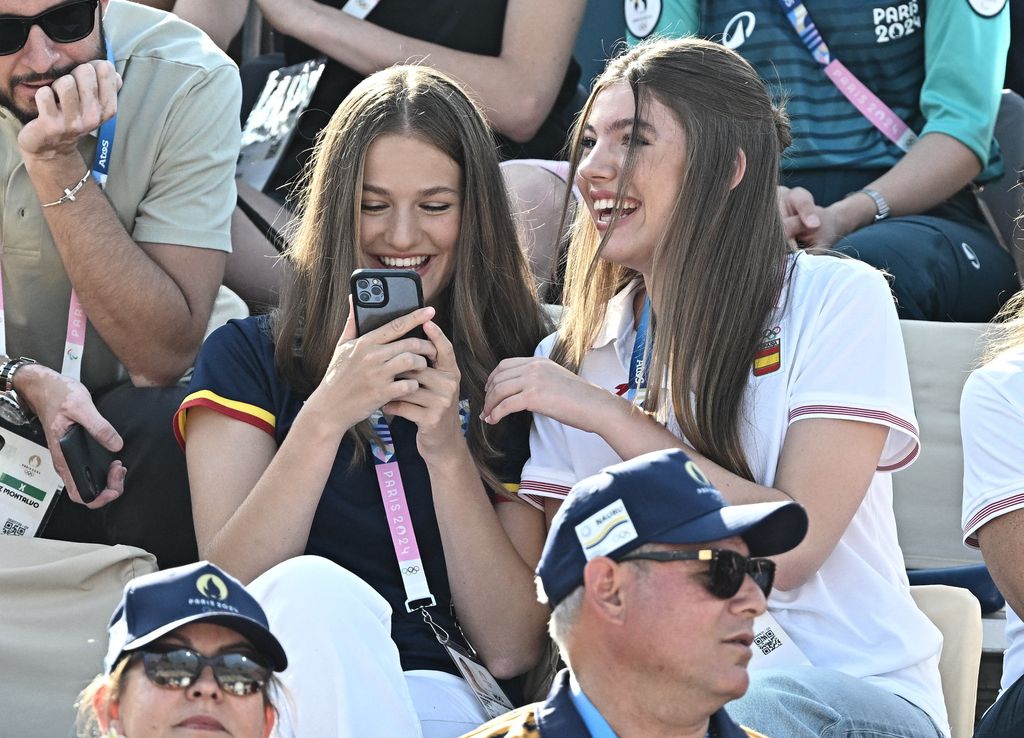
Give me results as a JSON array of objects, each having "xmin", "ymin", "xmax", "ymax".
[{"xmin": 249, "ymin": 555, "xmax": 487, "ymax": 738}]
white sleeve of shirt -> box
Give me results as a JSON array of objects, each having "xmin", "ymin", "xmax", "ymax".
[
  {"xmin": 786, "ymin": 259, "xmax": 919, "ymax": 471},
  {"xmin": 960, "ymin": 351, "xmax": 1024, "ymax": 548},
  {"xmin": 518, "ymin": 333, "xmax": 578, "ymax": 509}
]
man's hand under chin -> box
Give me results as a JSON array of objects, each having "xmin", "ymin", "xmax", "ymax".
[{"xmin": 17, "ymin": 58, "xmax": 121, "ymax": 162}]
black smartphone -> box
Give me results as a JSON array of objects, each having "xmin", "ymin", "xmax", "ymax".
[
  {"xmin": 351, "ymin": 269, "xmax": 426, "ymax": 339},
  {"xmin": 58, "ymin": 424, "xmax": 116, "ymax": 504}
]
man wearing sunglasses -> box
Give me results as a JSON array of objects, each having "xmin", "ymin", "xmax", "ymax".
[
  {"xmin": 0, "ymin": 0, "xmax": 240, "ymax": 565},
  {"xmin": 462, "ymin": 448, "xmax": 808, "ymax": 738}
]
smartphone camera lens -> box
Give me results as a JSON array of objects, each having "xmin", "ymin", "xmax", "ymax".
[{"xmin": 354, "ymin": 276, "xmax": 386, "ymax": 305}]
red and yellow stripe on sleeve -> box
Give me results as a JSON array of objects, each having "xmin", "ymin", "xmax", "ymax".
[{"xmin": 174, "ymin": 390, "xmax": 276, "ymax": 448}]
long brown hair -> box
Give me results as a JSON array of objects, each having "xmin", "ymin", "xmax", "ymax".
[
  {"xmin": 554, "ymin": 38, "xmax": 794, "ymax": 480},
  {"xmin": 273, "ymin": 65, "xmax": 548, "ymax": 493}
]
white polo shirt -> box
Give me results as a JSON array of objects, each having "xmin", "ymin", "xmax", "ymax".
[
  {"xmin": 961, "ymin": 346, "xmax": 1024, "ymax": 692},
  {"xmin": 521, "ymin": 252, "xmax": 947, "ymax": 734}
]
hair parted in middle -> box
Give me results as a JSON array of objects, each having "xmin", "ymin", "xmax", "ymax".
[
  {"xmin": 273, "ymin": 64, "xmax": 549, "ymax": 494},
  {"xmin": 553, "ymin": 36, "xmax": 795, "ymax": 481}
]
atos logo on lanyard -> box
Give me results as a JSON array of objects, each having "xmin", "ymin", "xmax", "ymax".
[{"xmin": 626, "ymin": 297, "xmax": 651, "ymax": 405}]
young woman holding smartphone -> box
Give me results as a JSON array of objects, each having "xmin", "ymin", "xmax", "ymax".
[{"xmin": 177, "ymin": 66, "xmax": 549, "ymax": 737}]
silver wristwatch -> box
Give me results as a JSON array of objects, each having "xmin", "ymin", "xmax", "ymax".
[{"xmin": 857, "ymin": 188, "xmax": 891, "ymax": 222}]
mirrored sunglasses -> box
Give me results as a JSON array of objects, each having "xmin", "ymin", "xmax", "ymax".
[
  {"xmin": 0, "ymin": 0, "xmax": 100, "ymax": 56},
  {"xmin": 133, "ymin": 647, "xmax": 271, "ymax": 697},
  {"xmin": 619, "ymin": 548, "xmax": 776, "ymax": 599}
]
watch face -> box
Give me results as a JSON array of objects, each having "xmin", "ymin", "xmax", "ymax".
[{"xmin": 0, "ymin": 394, "xmax": 28, "ymax": 427}]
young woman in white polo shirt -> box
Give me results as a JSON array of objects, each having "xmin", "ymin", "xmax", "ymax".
[
  {"xmin": 483, "ymin": 38, "xmax": 948, "ymax": 738},
  {"xmin": 961, "ymin": 290, "xmax": 1024, "ymax": 738}
]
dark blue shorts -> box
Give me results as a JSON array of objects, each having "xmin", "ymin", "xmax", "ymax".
[
  {"xmin": 833, "ymin": 213, "xmax": 1018, "ymax": 321},
  {"xmin": 786, "ymin": 169, "xmax": 1018, "ymax": 322},
  {"xmin": 975, "ymin": 670, "xmax": 1024, "ymax": 738}
]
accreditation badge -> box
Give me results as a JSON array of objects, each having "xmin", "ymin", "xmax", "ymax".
[
  {"xmin": 749, "ymin": 611, "xmax": 812, "ymax": 669},
  {"xmin": 421, "ymin": 608, "xmax": 514, "ymax": 720},
  {"xmin": 0, "ymin": 420, "xmax": 63, "ymax": 537},
  {"xmin": 442, "ymin": 639, "xmax": 515, "ymax": 720}
]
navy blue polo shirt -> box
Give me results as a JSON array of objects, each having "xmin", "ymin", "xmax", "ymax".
[{"xmin": 178, "ymin": 315, "xmax": 530, "ymax": 687}]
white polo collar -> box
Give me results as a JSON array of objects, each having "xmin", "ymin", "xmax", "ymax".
[{"xmin": 592, "ymin": 278, "xmax": 644, "ymax": 350}]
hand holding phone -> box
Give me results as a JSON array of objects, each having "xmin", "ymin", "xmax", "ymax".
[
  {"xmin": 58, "ymin": 423, "xmax": 117, "ymax": 504},
  {"xmin": 351, "ymin": 269, "xmax": 426, "ymax": 339}
]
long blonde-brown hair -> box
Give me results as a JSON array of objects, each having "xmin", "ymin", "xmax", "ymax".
[
  {"xmin": 273, "ymin": 65, "xmax": 548, "ymax": 493},
  {"xmin": 982, "ymin": 289, "xmax": 1024, "ymax": 362},
  {"xmin": 554, "ymin": 38, "xmax": 794, "ymax": 480}
]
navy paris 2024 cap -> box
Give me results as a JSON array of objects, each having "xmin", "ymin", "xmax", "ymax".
[
  {"xmin": 537, "ymin": 448, "xmax": 809, "ymax": 608},
  {"xmin": 104, "ymin": 561, "xmax": 287, "ymax": 674}
]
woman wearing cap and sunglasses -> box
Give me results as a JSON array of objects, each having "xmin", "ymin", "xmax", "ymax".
[
  {"xmin": 483, "ymin": 37, "xmax": 947, "ymax": 738},
  {"xmin": 75, "ymin": 562, "xmax": 287, "ymax": 738}
]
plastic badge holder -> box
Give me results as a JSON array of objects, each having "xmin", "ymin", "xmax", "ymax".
[
  {"xmin": 749, "ymin": 611, "xmax": 812, "ymax": 669},
  {"xmin": 0, "ymin": 418, "xmax": 63, "ymax": 537}
]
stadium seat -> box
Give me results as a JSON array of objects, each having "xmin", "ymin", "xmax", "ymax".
[{"xmin": 911, "ymin": 584, "xmax": 983, "ymax": 738}]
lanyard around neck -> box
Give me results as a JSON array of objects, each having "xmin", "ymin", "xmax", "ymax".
[
  {"xmin": 370, "ymin": 399, "xmax": 471, "ymax": 612},
  {"xmin": 91, "ymin": 46, "xmax": 118, "ymax": 186},
  {"xmin": 776, "ymin": 0, "xmax": 917, "ymax": 152},
  {"xmin": 626, "ymin": 296, "xmax": 651, "ymax": 406},
  {"xmin": 0, "ymin": 45, "xmax": 118, "ymax": 379}
]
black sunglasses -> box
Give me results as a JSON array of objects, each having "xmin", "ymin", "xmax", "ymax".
[
  {"xmin": 133, "ymin": 647, "xmax": 271, "ymax": 697},
  {"xmin": 0, "ymin": 0, "xmax": 99, "ymax": 56},
  {"xmin": 619, "ymin": 548, "xmax": 776, "ymax": 599}
]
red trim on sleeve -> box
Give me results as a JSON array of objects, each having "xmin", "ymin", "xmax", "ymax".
[
  {"xmin": 963, "ymin": 492, "xmax": 1024, "ymax": 548},
  {"xmin": 519, "ymin": 480, "xmax": 572, "ymax": 498},
  {"xmin": 173, "ymin": 396, "xmax": 275, "ymax": 449},
  {"xmin": 877, "ymin": 444, "xmax": 920, "ymax": 472},
  {"xmin": 789, "ymin": 404, "xmax": 919, "ymax": 471},
  {"xmin": 789, "ymin": 405, "xmax": 919, "ymax": 437}
]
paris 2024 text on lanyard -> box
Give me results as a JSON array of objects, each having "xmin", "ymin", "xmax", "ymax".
[{"xmin": 370, "ymin": 402, "xmax": 516, "ymax": 719}]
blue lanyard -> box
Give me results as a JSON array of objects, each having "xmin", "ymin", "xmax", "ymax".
[
  {"xmin": 776, "ymin": 0, "xmax": 831, "ymax": 66},
  {"xmin": 626, "ymin": 297, "xmax": 650, "ymax": 405},
  {"xmin": 91, "ymin": 44, "xmax": 117, "ymax": 187}
]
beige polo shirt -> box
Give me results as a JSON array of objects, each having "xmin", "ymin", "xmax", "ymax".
[{"xmin": 0, "ymin": 0, "xmax": 241, "ymax": 392}]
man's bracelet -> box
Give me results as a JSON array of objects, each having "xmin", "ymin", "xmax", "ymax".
[{"xmin": 41, "ymin": 170, "xmax": 91, "ymax": 208}]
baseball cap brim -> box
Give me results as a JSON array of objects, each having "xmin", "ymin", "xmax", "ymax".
[
  {"xmin": 107, "ymin": 610, "xmax": 288, "ymax": 673},
  {"xmin": 654, "ymin": 499, "xmax": 808, "ymax": 557}
]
